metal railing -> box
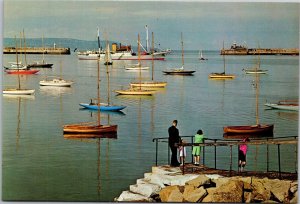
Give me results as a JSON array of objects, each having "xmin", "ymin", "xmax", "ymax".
[{"xmin": 152, "ymin": 136, "xmax": 298, "ymax": 177}]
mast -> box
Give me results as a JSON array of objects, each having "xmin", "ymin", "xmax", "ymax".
[
  {"xmin": 97, "ymin": 27, "xmax": 101, "ymax": 57},
  {"xmin": 15, "ymin": 36, "xmax": 21, "ymax": 89},
  {"xmin": 22, "ymin": 29, "xmax": 28, "ymax": 66},
  {"xmin": 223, "ymin": 41, "xmax": 226, "ymax": 73},
  {"xmin": 151, "ymin": 32, "xmax": 154, "ymax": 81},
  {"xmin": 42, "ymin": 34, "xmax": 45, "ymax": 63},
  {"xmin": 97, "ymin": 54, "xmax": 101, "ymax": 126},
  {"xmin": 181, "ymin": 32, "xmax": 184, "ymax": 68},
  {"xmin": 138, "ymin": 33, "xmax": 141, "ymax": 90},
  {"xmin": 255, "ymin": 43, "xmax": 260, "ymax": 125},
  {"xmin": 145, "ymin": 25, "xmax": 149, "ymax": 53},
  {"xmin": 105, "ymin": 40, "xmax": 110, "ymax": 106}
]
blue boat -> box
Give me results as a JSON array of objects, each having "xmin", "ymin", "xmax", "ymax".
[{"xmin": 79, "ymin": 102, "xmax": 126, "ymax": 112}]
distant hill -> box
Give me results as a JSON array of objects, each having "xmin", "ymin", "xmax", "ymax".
[{"xmin": 3, "ymin": 38, "xmax": 124, "ymax": 52}]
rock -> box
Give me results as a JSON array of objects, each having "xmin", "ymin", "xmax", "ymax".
[
  {"xmin": 251, "ymin": 178, "xmax": 271, "ymax": 202},
  {"xmin": 212, "ymin": 180, "xmax": 244, "ymax": 202},
  {"xmin": 129, "ymin": 182, "xmax": 161, "ymax": 197},
  {"xmin": 152, "ymin": 165, "xmax": 182, "ymax": 175},
  {"xmin": 244, "ymin": 192, "xmax": 252, "ymax": 203},
  {"xmin": 183, "ymin": 186, "xmax": 207, "ymax": 202},
  {"xmin": 290, "ymin": 181, "xmax": 298, "ymax": 194},
  {"xmin": 201, "ymin": 188, "xmax": 216, "ymax": 202},
  {"xmin": 290, "ymin": 192, "xmax": 298, "ymax": 203},
  {"xmin": 159, "ymin": 185, "xmax": 183, "ymax": 202},
  {"xmin": 262, "ymin": 178, "xmax": 291, "ymax": 202},
  {"xmin": 212, "ymin": 177, "xmax": 231, "ymax": 188},
  {"xmin": 185, "ymin": 175, "xmax": 211, "ymax": 188},
  {"xmin": 116, "ymin": 190, "xmax": 153, "ymax": 202}
]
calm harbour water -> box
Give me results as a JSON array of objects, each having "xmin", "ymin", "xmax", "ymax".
[{"xmin": 2, "ymin": 50, "xmax": 299, "ymax": 201}]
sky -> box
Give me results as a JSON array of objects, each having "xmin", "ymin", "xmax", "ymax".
[{"xmin": 2, "ymin": 0, "xmax": 300, "ymax": 50}]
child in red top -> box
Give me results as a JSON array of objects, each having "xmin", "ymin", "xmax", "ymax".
[{"xmin": 239, "ymin": 137, "xmax": 250, "ymax": 172}]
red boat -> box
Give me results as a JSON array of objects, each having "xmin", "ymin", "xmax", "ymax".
[
  {"xmin": 5, "ymin": 69, "xmax": 39, "ymax": 74},
  {"xmin": 223, "ymin": 124, "xmax": 274, "ymax": 135}
]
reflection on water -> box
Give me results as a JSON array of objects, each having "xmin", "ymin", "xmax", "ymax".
[
  {"xmin": 39, "ymin": 86, "xmax": 73, "ymax": 96},
  {"xmin": 64, "ymin": 135, "xmax": 117, "ymax": 198},
  {"xmin": 3, "ymin": 94, "xmax": 35, "ymax": 100}
]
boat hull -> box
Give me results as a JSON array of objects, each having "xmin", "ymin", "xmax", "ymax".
[
  {"xmin": 63, "ymin": 123, "xmax": 118, "ymax": 134},
  {"xmin": 163, "ymin": 70, "xmax": 195, "ymax": 75},
  {"xmin": 265, "ymin": 103, "xmax": 299, "ymax": 111},
  {"xmin": 79, "ymin": 103, "xmax": 126, "ymax": 111},
  {"xmin": 115, "ymin": 89, "xmax": 154, "ymax": 95},
  {"xmin": 39, "ymin": 79, "xmax": 73, "ymax": 87},
  {"xmin": 223, "ymin": 124, "xmax": 274, "ymax": 135},
  {"xmin": 5, "ymin": 69, "xmax": 39, "ymax": 74},
  {"xmin": 209, "ymin": 73, "xmax": 235, "ymax": 79},
  {"xmin": 27, "ymin": 63, "xmax": 53, "ymax": 68},
  {"xmin": 78, "ymin": 52, "xmax": 165, "ymax": 61},
  {"xmin": 3, "ymin": 89, "xmax": 35, "ymax": 95},
  {"xmin": 130, "ymin": 81, "xmax": 167, "ymax": 88}
]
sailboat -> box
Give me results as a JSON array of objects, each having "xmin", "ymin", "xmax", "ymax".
[
  {"xmin": 163, "ymin": 32, "xmax": 195, "ymax": 75},
  {"xmin": 209, "ymin": 42, "xmax": 235, "ymax": 79},
  {"xmin": 243, "ymin": 49, "xmax": 268, "ymax": 74},
  {"xmin": 223, "ymin": 47, "xmax": 273, "ymax": 135},
  {"xmin": 39, "ymin": 58, "xmax": 73, "ymax": 87},
  {"xmin": 115, "ymin": 34, "xmax": 156, "ymax": 96},
  {"xmin": 80, "ymin": 40, "xmax": 126, "ymax": 111},
  {"xmin": 63, "ymin": 53, "xmax": 118, "ymax": 135},
  {"xmin": 5, "ymin": 31, "xmax": 40, "ymax": 75},
  {"xmin": 27, "ymin": 35, "xmax": 53, "ymax": 68},
  {"xmin": 130, "ymin": 32, "xmax": 167, "ymax": 89},
  {"xmin": 3, "ymin": 36, "xmax": 35, "ymax": 95},
  {"xmin": 103, "ymin": 41, "xmax": 113, "ymax": 65},
  {"xmin": 199, "ymin": 50, "xmax": 207, "ymax": 60}
]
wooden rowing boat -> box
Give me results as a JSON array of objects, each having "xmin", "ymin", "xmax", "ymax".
[
  {"xmin": 223, "ymin": 124, "xmax": 274, "ymax": 135},
  {"xmin": 63, "ymin": 123, "xmax": 118, "ymax": 134}
]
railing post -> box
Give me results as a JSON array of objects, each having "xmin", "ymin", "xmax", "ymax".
[
  {"xmin": 295, "ymin": 136, "xmax": 297, "ymax": 173},
  {"xmin": 230, "ymin": 145, "xmax": 232, "ymax": 176},
  {"xmin": 168, "ymin": 138, "xmax": 170, "ymax": 165},
  {"xmin": 277, "ymin": 144, "xmax": 281, "ymax": 179},
  {"xmin": 214, "ymin": 139, "xmax": 217, "ymax": 169},
  {"xmin": 267, "ymin": 138, "xmax": 269, "ymax": 172},
  {"xmin": 191, "ymin": 136, "xmax": 194, "ymax": 164},
  {"xmin": 203, "ymin": 139, "xmax": 205, "ymax": 166},
  {"xmin": 155, "ymin": 139, "xmax": 158, "ymax": 166}
]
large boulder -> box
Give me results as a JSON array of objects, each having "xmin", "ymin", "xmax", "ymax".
[
  {"xmin": 129, "ymin": 182, "xmax": 161, "ymax": 197},
  {"xmin": 251, "ymin": 178, "xmax": 271, "ymax": 202},
  {"xmin": 115, "ymin": 190, "xmax": 153, "ymax": 202},
  {"xmin": 211, "ymin": 180, "xmax": 244, "ymax": 202},
  {"xmin": 185, "ymin": 175, "xmax": 211, "ymax": 188},
  {"xmin": 183, "ymin": 185, "xmax": 207, "ymax": 202},
  {"xmin": 159, "ymin": 185, "xmax": 183, "ymax": 202}
]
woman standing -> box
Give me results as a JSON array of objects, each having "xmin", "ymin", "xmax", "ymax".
[{"xmin": 192, "ymin": 129, "xmax": 204, "ymax": 166}]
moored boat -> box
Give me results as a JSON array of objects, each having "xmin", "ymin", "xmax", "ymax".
[
  {"xmin": 223, "ymin": 124, "xmax": 274, "ymax": 135},
  {"xmin": 39, "ymin": 78, "xmax": 73, "ymax": 87},
  {"xmin": 3, "ymin": 88, "xmax": 35, "ymax": 95},
  {"xmin": 5, "ymin": 68, "xmax": 39, "ymax": 74},
  {"xmin": 79, "ymin": 102, "xmax": 126, "ymax": 111},
  {"xmin": 63, "ymin": 122, "xmax": 118, "ymax": 134},
  {"xmin": 265, "ymin": 100, "xmax": 299, "ymax": 111}
]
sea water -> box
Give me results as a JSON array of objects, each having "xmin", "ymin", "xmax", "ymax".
[{"xmin": 2, "ymin": 50, "xmax": 298, "ymax": 201}]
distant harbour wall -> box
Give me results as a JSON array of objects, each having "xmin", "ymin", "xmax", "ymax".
[
  {"xmin": 221, "ymin": 48, "xmax": 299, "ymax": 55},
  {"xmin": 3, "ymin": 47, "xmax": 71, "ymax": 55}
]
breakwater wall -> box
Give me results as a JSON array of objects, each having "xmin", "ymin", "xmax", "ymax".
[
  {"xmin": 3, "ymin": 47, "xmax": 71, "ymax": 55},
  {"xmin": 221, "ymin": 48, "xmax": 299, "ymax": 55},
  {"xmin": 115, "ymin": 166, "xmax": 298, "ymax": 203}
]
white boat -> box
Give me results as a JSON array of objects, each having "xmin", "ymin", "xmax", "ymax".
[
  {"xmin": 125, "ymin": 63, "xmax": 149, "ymax": 70},
  {"xmin": 39, "ymin": 78, "xmax": 73, "ymax": 87},
  {"xmin": 3, "ymin": 88, "xmax": 35, "ymax": 95},
  {"xmin": 199, "ymin": 50, "xmax": 207, "ymax": 60},
  {"xmin": 3, "ymin": 35, "xmax": 35, "ymax": 96},
  {"xmin": 39, "ymin": 59, "xmax": 73, "ymax": 87},
  {"xmin": 243, "ymin": 68, "xmax": 268, "ymax": 74},
  {"xmin": 265, "ymin": 100, "xmax": 299, "ymax": 111}
]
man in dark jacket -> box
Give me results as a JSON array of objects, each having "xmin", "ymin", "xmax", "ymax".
[{"xmin": 168, "ymin": 120, "xmax": 181, "ymax": 167}]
